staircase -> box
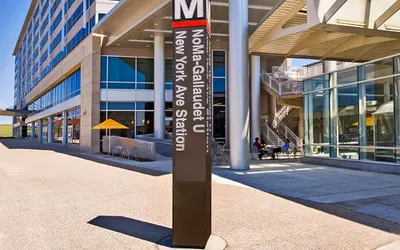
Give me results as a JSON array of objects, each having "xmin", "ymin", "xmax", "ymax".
[
  {"xmin": 261, "ymin": 69, "xmax": 304, "ymax": 97},
  {"xmin": 260, "ymin": 68, "xmax": 304, "ymax": 147},
  {"xmin": 261, "ymin": 116, "xmax": 284, "ymax": 147}
]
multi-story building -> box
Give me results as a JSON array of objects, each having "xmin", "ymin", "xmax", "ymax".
[
  {"xmin": 10, "ymin": 0, "xmax": 400, "ymax": 170},
  {"xmin": 12, "ymin": 0, "xmax": 120, "ymax": 149}
]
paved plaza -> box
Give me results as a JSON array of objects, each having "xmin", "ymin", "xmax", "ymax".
[{"xmin": 1, "ymin": 139, "xmax": 400, "ymax": 249}]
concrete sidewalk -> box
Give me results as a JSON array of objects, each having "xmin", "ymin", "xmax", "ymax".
[{"xmin": 0, "ymin": 139, "xmax": 399, "ymax": 249}]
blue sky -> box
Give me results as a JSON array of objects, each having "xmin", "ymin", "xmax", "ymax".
[
  {"xmin": 0, "ymin": 0, "xmax": 30, "ymax": 124},
  {"xmin": 0, "ymin": 1, "xmax": 316, "ymax": 125},
  {"xmin": 292, "ymin": 58, "xmax": 317, "ymax": 67}
]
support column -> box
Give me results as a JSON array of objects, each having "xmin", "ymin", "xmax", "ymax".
[
  {"xmin": 395, "ymin": 57, "xmax": 400, "ymax": 163},
  {"xmin": 31, "ymin": 121, "xmax": 36, "ymax": 139},
  {"xmin": 269, "ymin": 95, "xmax": 277, "ymax": 126},
  {"xmin": 358, "ymin": 65, "xmax": 367, "ymax": 160},
  {"xmin": 62, "ymin": 111, "xmax": 68, "ymax": 145},
  {"xmin": 323, "ymin": 61, "xmax": 336, "ymax": 154},
  {"xmin": 330, "ymin": 72, "xmax": 338, "ymax": 158},
  {"xmin": 251, "ymin": 55, "xmax": 261, "ymax": 142},
  {"xmin": 47, "ymin": 117, "xmax": 53, "ymax": 143},
  {"xmin": 298, "ymin": 108, "xmax": 304, "ymax": 141},
  {"xmin": 154, "ymin": 32, "xmax": 165, "ymax": 139},
  {"xmin": 229, "ymin": 0, "xmax": 249, "ymax": 170},
  {"xmin": 38, "ymin": 120, "xmax": 43, "ymax": 143}
]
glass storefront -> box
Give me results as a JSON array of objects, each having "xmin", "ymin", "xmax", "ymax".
[
  {"xmin": 67, "ymin": 108, "xmax": 81, "ymax": 144},
  {"xmin": 213, "ymin": 50, "xmax": 227, "ymax": 142},
  {"xmin": 304, "ymin": 55, "xmax": 400, "ymax": 164},
  {"xmin": 42, "ymin": 119, "xmax": 48, "ymax": 143},
  {"xmin": 100, "ymin": 52, "xmax": 228, "ymax": 142},
  {"xmin": 52, "ymin": 113, "xmax": 63, "ymax": 143},
  {"xmin": 100, "ymin": 101, "xmax": 155, "ymax": 138}
]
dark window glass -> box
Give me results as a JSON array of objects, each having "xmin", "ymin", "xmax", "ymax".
[
  {"xmin": 108, "ymin": 57, "xmax": 136, "ymax": 82},
  {"xmin": 137, "ymin": 58, "xmax": 154, "ymax": 82},
  {"xmin": 213, "ymin": 51, "xmax": 226, "ymax": 77},
  {"xmin": 105, "ymin": 102, "xmax": 136, "ymax": 111},
  {"xmin": 165, "ymin": 59, "xmax": 173, "ymax": 84},
  {"xmin": 213, "ymin": 106, "xmax": 226, "ymax": 139},
  {"xmin": 101, "ymin": 56, "xmax": 107, "ymax": 81},
  {"xmin": 107, "ymin": 111, "xmax": 135, "ymax": 138},
  {"xmin": 136, "ymin": 102, "xmax": 154, "ymax": 110},
  {"xmin": 136, "ymin": 111, "xmax": 154, "ymax": 135},
  {"xmin": 213, "ymin": 78, "xmax": 225, "ymax": 93}
]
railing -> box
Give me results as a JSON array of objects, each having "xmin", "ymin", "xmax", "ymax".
[
  {"xmin": 261, "ymin": 118, "xmax": 284, "ymax": 147},
  {"xmin": 336, "ymin": 62, "xmax": 360, "ymax": 70},
  {"xmin": 272, "ymin": 66, "xmax": 307, "ymax": 80},
  {"xmin": 276, "ymin": 106, "xmax": 292, "ymax": 121},
  {"xmin": 261, "ymin": 70, "xmax": 303, "ymax": 96},
  {"xmin": 272, "ymin": 116, "xmax": 302, "ymax": 147}
]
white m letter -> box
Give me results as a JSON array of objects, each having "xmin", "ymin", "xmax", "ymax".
[{"xmin": 174, "ymin": 0, "xmax": 204, "ymax": 20}]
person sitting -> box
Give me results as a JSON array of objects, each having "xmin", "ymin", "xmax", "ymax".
[
  {"xmin": 270, "ymin": 139, "xmax": 290, "ymax": 160},
  {"xmin": 253, "ymin": 137, "xmax": 266, "ymax": 160}
]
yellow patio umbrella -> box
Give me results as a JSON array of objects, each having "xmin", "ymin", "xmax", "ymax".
[
  {"xmin": 352, "ymin": 116, "xmax": 375, "ymax": 127},
  {"xmin": 92, "ymin": 119, "xmax": 128, "ymax": 155}
]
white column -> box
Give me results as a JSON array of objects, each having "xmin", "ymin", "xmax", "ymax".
[
  {"xmin": 330, "ymin": 72, "xmax": 338, "ymax": 158},
  {"xmin": 269, "ymin": 95, "xmax": 277, "ymax": 125},
  {"xmin": 154, "ymin": 33, "xmax": 165, "ymax": 139},
  {"xmin": 323, "ymin": 61, "xmax": 336, "ymax": 153},
  {"xmin": 229, "ymin": 0, "xmax": 250, "ymax": 170},
  {"xmin": 251, "ymin": 55, "xmax": 261, "ymax": 142},
  {"xmin": 298, "ymin": 108, "xmax": 304, "ymax": 140},
  {"xmin": 31, "ymin": 121, "xmax": 36, "ymax": 139},
  {"xmin": 62, "ymin": 111, "xmax": 68, "ymax": 145},
  {"xmin": 38, "ymin": 120, "xmax": 43, "ymax": 143},
  {"xmin": 47, "ymin": 117, "xmax": 53, "ymax": 143}
]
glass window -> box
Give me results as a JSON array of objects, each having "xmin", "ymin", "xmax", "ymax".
[
  {"xmin": 165, "ymin": 59, "xmax": 173, "ymax": 84},
  {"xmin": 305, "ymin": 88, "xmax": 330, "ymax": 157},
  {"xmin": 137, "ymin": 58, "xmax": 154, "ymax": 82},
  {"xmin": 108, "ymin": 57, "xmax": 136, "ymax": 82},
  {"xmin": 52, "ymin": 114, "xmax": 63, "ymax": 143},
  {"xmin": 136, "ymin": 111, "xmax": 154, "ymax": 135},
  {"xmin": 361, "ymin": 79, "xmax": 395, "ymax": 162},
  {"xmin": 101, "ymin": 56, "xmax": 107, "ymax": 82},
  {"xmin": 338, "ymin": 85, "xmax": 359, "ymax": 145},
  {"xmin": 102, "ymin": 102, "xmax": 136, "ymax": 111},
  {"xmin": 136, "ymin": 102, "xmax": 154, "ymax": 110},
  {"xmin": 165, "ymin": 102, "xmax": 173, "ymax": 133},
  {"xmin": 213, "ymin": 106, "xmax": 226, "ymax": 140},
  {"xmin": 364, "ymin": 58, "xmax": 394, "ymax": 80},
  {"xmin": 107, "ymin": 111, "xmax": 135, "ymax": 138},
  {"xmin": 213, "ymin": 78, "xmax": 225, "ymax": 93},
  {"xmin": 213, "ymin": 51, "xmax": 226, "ymax": 77},
  {"xmin": 337, "ymin": 67, "xmax": 358, "ymax": 85}
]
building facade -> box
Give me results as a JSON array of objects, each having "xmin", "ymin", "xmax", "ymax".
[
  {"xmin": 11, "ymin": 0, "xmax": 400, "ymax": 169},
  {"xmin": 303, "ymin": 55, "xmax": 400, "ymax": 164}
]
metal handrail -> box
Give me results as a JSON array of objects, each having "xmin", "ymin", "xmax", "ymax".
[
  {"xmin": 272, "ymin": 116, "xmax": 302, "ymax": 147},
  {"xmin": 261, "ymin": 118, "xmax": 284, "ymax": 147},
  {"xmin": 276, "ymin": 106, "xmax": 292, "ymax": 121},
  {"xmin": 261, "ymin": 70, "xmax": 303, "ymax": 96}
]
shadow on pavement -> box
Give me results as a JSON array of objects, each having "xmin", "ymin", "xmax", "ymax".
[
  {"xmin": 88, "ymin": 216, "xmax": 171, "ymax": 245},
  {"xmin": 213, "ymin": 163, "xmax": 400, "ymax": 235},
  {"xmin": 0, "ymin": 139, "xmax": 168, "ymax": 177}
]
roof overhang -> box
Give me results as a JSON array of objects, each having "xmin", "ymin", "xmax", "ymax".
[
  {"xmin": 249, "ymin": 0, "xmax": 400, "ymax": 62},
  {"xmin": 93, "ymin": 0, "xmax": 281, "ymax": 49},
  {"xmin": 0, "ymin": 109, "xmax": 28, "ymax": 117}
]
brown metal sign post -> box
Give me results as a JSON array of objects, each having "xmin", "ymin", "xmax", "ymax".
[{"xmin": 172, "ymin": 0, "xmax": 212, "ymax": 248}]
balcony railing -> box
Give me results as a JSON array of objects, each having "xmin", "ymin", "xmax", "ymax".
[{"xmin": 261, "ymin": 70, "xmax": 303, "ymax": 96}]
